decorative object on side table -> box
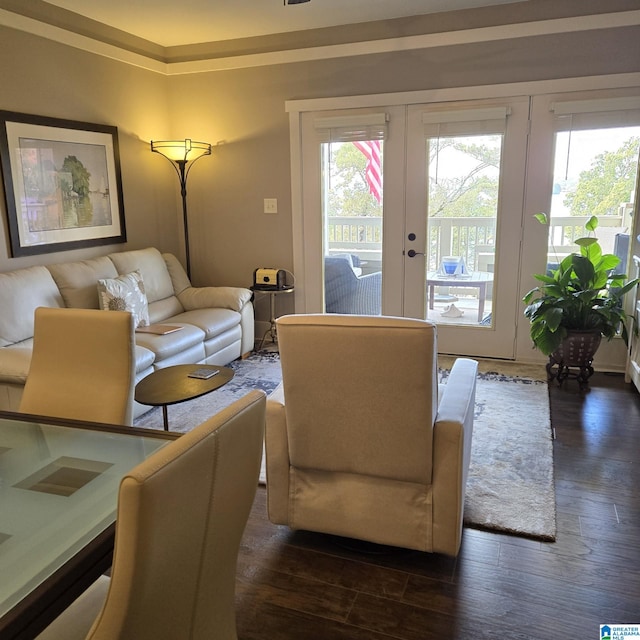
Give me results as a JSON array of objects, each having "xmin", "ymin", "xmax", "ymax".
[
  {"xmin": 150, "ymin": 138, "xmax": 212, "ymax": 279},
  {"xmin": 523, "ymin": 213, "xmax": 638, "ymax": 390}
]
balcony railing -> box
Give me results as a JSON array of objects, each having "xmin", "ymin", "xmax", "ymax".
[
  {"xmin": 327, "ymin": 216, "xmax": 495, "ymax": 271},
  {"xmin": 326, "ymin": 214, "xmax": 626, "ymax": 273}
]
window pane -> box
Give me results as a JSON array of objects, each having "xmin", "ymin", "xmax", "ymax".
[
  {"xmin": 425, "ymin": 134, "xmax": 502, "ymax": 326},
  {"xmin": 321, "ymin": 140, "xmax": 383, "ymax": 315},
  {"xmin": 548, "ymin": 126, "xmax": 640, "ymax": 277}
]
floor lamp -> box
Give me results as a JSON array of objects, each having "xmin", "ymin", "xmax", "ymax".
[{"xmin": 150, "ymin": 139, "xmax": 212, "ymax": 280}]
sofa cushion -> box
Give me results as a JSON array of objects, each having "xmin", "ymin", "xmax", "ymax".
[
  {"xmin": 148, "ymin": 297, "xmax": 185, "ymax": 324},
  {"xmin": 0, "ymin": 266, "xmax": 63, "ymax": 347},
  {"xmin": 109, "ymin": 248, "xmax": 175, "ymax": 304},
  {"xmin": 162, "ymin": 252, "xmax": 191, "ymax": 296},
  {"xmin": 48, "ymin": 257, "xmax": 119, "ymax": 309},
  {"xmin": 168, "ymin": 308, "xmax": 241, "ymax": 341},
  {"xmin": 98, "ymin": 270, "xmax": 150, "ymax": 328},
  {"xmin": 134, "ymin": 323, "xmax": 205, "ymax": 363}
]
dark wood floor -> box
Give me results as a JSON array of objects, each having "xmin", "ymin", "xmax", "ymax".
[{"xmin": 235, "ymin": 372, "xmax": 640, "ymax": 639}]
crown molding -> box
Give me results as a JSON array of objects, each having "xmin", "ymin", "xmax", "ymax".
[
  {"xmin": 0, "ymin": 9, "xmax": 166, "ymax": 73},
  {"xmin": 285, "ymin": 72, "xmax": 640, "ymax": 113},
  {"xmin": 1, "ymin": 8, "xmax": 639, "ymax": 76}
]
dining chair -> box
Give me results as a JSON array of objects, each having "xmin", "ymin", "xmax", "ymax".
[
  {"xmin": 19, "ymin": 307, "xmax": 136, "ymax": 425},
  {"xmin": 265, "ymin": 313, "xmax": 478, "ymax": 556},
  {"xmin": 36, "ymin": 389, "xmax": 266, "ymax": 640}
]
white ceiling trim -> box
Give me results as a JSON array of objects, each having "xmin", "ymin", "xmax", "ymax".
[
  {"xmin": 1, "ymin": 8, "xmax": 639, "ymax": 76},
  {"xmin": 168, "ymin": 11, "xmax": 640, "ymax": 75},
  {"xmin": 0, "ymin": 9, "xmax": 166, "ymax": 73},
  {"xmin": 285, "ymin": 73, "xmax": 640, "ymax": 112}
]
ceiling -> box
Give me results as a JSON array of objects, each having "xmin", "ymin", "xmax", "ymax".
[{"xmin": 42, "ymin": 0, "xmax": 523, "ymax": 47}]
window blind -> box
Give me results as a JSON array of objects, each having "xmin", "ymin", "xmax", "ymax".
[
  {"xmin": 314, "ymin": 113, "xmax": 388, "ymax": 142},
  {"xmin": 422, "ymin": 106, "xmax": 510, "ymax": 137},
  {"xmin": 551, "ymin": 96, "xmax": 640, "ymax": 131}
]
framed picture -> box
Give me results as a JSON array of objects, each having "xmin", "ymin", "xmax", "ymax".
[{"xmin": 0, "ymin": 111, "xmax": 126, "ymax": 257}]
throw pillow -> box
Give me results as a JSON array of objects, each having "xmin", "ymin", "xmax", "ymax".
[{"xmin": 97, "ymin": 270, "xmax": 150, "ymax": 328}]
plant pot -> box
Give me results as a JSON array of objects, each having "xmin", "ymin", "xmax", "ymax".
[{"xmin": 546, "ymin": 330, "xmax": 602, "ymax": 390}]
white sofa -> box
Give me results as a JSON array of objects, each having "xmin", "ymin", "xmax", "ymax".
[{"xmin": 0, "ymin": 247, "xmax": 254, "ymax": 418}]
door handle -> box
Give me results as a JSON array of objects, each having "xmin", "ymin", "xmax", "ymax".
[{"xmin": 407, "ymin": 249, "xmax": 424, "ymax": 258}]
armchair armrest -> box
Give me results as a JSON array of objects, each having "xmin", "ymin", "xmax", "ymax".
[
  {"xmin": 265, "ymin": 383, "xmax": 291, "ymax": 524},
  {"xmin": 431, "ymin": 357, "xmax": 478, "ymax": 555},
  {"xmin": 353, "ymin": 271, "xmax": 382, "ymax": 315}
]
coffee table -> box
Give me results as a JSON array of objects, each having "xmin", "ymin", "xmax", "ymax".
[{"xmin": 135, "ymin": 364, "xmax": 234, "ymax": 431}]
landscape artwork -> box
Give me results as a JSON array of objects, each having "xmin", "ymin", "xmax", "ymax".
[{"xmin": 0, "ymin": 111, "xmax": 126, "ymax": 256}]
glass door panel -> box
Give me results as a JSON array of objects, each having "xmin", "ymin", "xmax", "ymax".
[
  {"xmin": 405, "ymin": 98, "xmax": 529, "ymax": 358},
  {"xmin": 425, "ymin": 132, "xmax": 501, "ymax": 326},
  {"xmin": 321, "ymin": 140, "xmax": 383, "ymax": 315},
  {"xmin": 548, "ymin": 126, "xmax": 640, "ymax": 275}
]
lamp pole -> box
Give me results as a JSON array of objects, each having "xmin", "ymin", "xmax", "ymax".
[
  {"xmin": 150, "ymin": 139, "xmax": 212, "ymax": 281},
  {"xmin": 175, "ymin": 159, "xmax": 191, "ymax": 279}
]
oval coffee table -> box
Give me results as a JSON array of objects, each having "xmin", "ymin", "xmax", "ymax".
[{"xmin": 135, "ymin": 364, "xmax": 234, "ymax": 431}]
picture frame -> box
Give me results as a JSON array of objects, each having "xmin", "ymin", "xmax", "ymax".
[{"xmin": 0, "ymin": 111, "xmax": 126, "ymax": 257}]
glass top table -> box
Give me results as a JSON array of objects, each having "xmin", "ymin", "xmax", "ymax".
[{"xmin": 0, "ymin": 411, "xmax": 177, "ymax": 639}]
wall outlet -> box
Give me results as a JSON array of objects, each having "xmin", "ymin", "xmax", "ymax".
[{"xmin": 263, "ymin": 198, "xmax": 278, "ymax": 214}]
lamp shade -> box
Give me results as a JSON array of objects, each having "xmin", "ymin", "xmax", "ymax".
[{"xmin": 150, "ymin": 139, "xmax": 211, "ymax": 163}]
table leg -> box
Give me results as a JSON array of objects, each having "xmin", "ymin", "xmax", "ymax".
[
  {"xmin": 477, "ymin": 283, "xmax": 486, "ymax": 323},
  {"xmin": 162, "ymin": 405, "xmax": 169, "ymax": 431},
  {"xmin": 269, "ymin": 292, "xmax": 277, "ymax": 342},
  {"xmin": 428, "ymin": 284, "xmax": 435, "ymax": 310}
]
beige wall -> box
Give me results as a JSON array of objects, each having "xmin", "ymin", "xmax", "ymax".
[
  {"xmin": 1, "ymin": 9, "xmax": 639, "ymax": 345},
  {"xmin": 168, "ymin": 24, "xmax": 640, "ymax": 320},
  {"xmin": 0, "ymin": 26, "xmax": 178, "ymax": 273}
]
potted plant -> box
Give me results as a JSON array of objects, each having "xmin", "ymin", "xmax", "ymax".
[{"xmin": 523, "ymin": 214, "xmax": 638, "ymax": 387}]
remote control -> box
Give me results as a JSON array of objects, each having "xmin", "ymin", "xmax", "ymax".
[{"xmin": 188, "ymin": 368, "xmax": 220, "ymax": 380}]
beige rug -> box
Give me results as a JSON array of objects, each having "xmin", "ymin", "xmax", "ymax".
[
  {"xmin": 447, "ymin": 360, "xmax": 556, "ymax": 541},
  {"xmin": 136, "ymin": 354, "xmax": 555, "ymax": 541}
]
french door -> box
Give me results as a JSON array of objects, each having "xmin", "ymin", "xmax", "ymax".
[
  {"xmin": 403, "ymin": 97, "xmax": 529, "ymax": 357},
  {"xmin": 296, "ymin": 97, "xmax": 529, "ymax": 359}
]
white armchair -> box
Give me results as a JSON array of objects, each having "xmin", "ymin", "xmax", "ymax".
[{"xmin": 265, "ymin": 314, "xmax": 477, "ymax": 556}]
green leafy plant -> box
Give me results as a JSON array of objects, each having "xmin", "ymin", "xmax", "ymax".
[{"xmin": 523, "ymin": 214, "xmax": 639, "ymax": 356}]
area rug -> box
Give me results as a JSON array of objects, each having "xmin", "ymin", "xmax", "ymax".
[
  {"xmin": 135, "ymin": 353, "xmax": 556, "ymax": 542},
  {"xmin": 452, "ymin": 366, "xmax": 556, "ymax": 542}
]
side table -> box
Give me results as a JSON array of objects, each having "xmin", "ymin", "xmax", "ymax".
[{"xmin": 251, "ymin": 286, "xmax": 294, "ymax": 349}]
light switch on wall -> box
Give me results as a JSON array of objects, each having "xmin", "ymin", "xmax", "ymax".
[{"xmin": 264, "ymin": 198, "xmax": 278, "ymax": 214}]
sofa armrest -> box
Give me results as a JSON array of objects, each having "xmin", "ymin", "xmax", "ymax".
[
  {"xmin": 178, "ymin": 286, "xmax": 252, "ymax": 313},
  {"xmin": 0, "ymin": 346, "xmax": 32, "ymax": 384},
  {"xmin": 163, "ymin": 252, "xmax": 252, "ymax": 313},
  {"xmin": 431, "ymin": 357, "xmax": 478, "ymax": 556}
]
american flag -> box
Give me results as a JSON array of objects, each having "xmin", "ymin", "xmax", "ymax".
[{"xmin": 353, "ymin": 140, "xmax": 382, "ymax": 204}]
